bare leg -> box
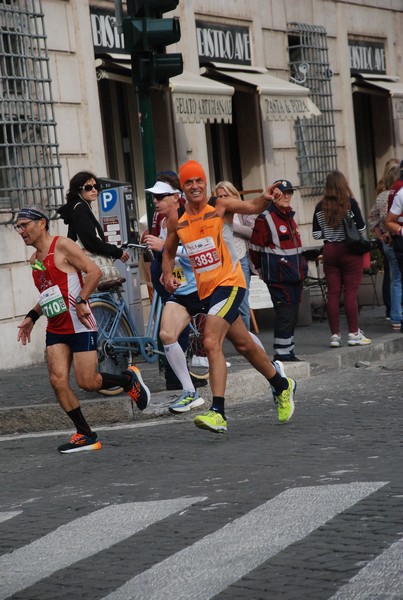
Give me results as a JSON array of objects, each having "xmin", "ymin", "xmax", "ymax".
[
  {"xmin": 226, "ymin": 316, "xmax": 277, "ymax": 378},
  {"xmin": 47, "ymin": 344, "xmax": 81, "ymax": 412},
  {"xmin": 202, "ymin": 314, "xmax": 231, "ymax": 396}
]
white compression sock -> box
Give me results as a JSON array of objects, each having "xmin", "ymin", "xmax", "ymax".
[
  {"xmin": 249, "ymin": 331, "xmax": 265, "ymax": 350},
  {"xmin": 163, "ymin": 341, "xmax": 195, "ymax": 393}
]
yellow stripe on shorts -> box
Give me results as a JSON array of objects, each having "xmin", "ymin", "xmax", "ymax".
[{"xmin": 216, "ymin": 287, "xmax": 239, "ymax": 319}]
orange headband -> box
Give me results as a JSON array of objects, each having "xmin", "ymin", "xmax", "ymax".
[{"xmin": 179, "ymin": 160, "xmax": 207, "ymax": 188}]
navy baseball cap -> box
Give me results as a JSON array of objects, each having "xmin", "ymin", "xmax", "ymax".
[{"xmin": 272, "ymin": 179, "xmax": 296, "ymax": 193}]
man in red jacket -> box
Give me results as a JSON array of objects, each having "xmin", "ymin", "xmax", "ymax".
[{"xmin": 249, "ymin": 179, "xmax": 307, "ymax": 362}]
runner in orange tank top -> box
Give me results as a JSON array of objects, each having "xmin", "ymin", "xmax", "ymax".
[
  {"xmin": 162, "ymin": 160, "xmax": 297, "ymax": 433},
  {"xmin": 177, "ymin": 202, "xmax": 245, "ymax": 299}
]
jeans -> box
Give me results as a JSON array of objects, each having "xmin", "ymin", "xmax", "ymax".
[
  {"xmin": 238, "ymin": 254, "xmax": 251, "ymax": 330},
  {"xmin": 383, "ymin": 241, "xmax": 402, "ymax": 324},
  {"xmin": 323, "ymin": 241, "xmax": 363, "ymax": 335}
]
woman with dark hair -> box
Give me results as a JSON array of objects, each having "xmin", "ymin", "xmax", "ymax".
[
  {"xmin": 312, "ymin": 170, "xmax": 371, "ymax": 348},
  {"xmin": 57, "ymin": 171, "xmax": 129, "ymax": 276}
]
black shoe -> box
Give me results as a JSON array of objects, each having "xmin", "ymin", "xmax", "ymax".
[
  {"xmin": 57, "ymin": 432, "xmax": 102, "ymax": 454},
  {"xmin": 273, "ymin": 354, "xmax": 302, "ymax": 362}
]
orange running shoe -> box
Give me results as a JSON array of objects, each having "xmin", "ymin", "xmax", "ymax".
[
  {"xmin": 57, "ymin": 432, "xmax": 102, "ymax": 454},
  {"xmin": 124, "ymin": 365, "xmax": 151, "ymax": 410}
]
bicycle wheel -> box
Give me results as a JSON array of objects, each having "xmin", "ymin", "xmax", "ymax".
[
  {"xmin": 186, "ymin": 313, "xmax": 209, "ymax": 379},
  {"xmin": 91, "ymin": 300, "xmax": 134, "ymax": 396}
]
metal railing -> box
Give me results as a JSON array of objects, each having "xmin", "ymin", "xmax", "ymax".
[
  {"xmin": 0, "ymin": 0, "xmax": 63, "ymax": 224},
  {"xmin": 288, "ymin": 22, "xmax": 338, "ymax": 199}
]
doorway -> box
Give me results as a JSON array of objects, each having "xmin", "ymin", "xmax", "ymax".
[{"xmin": 353, "ymin": 88, "xmax": 395, "ymax": 216}]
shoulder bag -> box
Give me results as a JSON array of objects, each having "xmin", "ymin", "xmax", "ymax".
[
  {"xmin": 73, "ymin": 202, "xmax": 124, "ymax": 289},
  {"xmin": 342, "ymin": 213, "xmax": 371, "ymax": 255}
]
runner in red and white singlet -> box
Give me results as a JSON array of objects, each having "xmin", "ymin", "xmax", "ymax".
[{"xmin": 32, "ymin": 236, "xmax": 97, "ymax": 334}]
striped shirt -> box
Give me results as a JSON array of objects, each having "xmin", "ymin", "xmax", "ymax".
[{"xmin": 312, "ymin": 197, "xmax": 366, "ymax": 242}]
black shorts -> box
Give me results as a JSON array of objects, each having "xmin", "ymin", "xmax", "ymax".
[
  {"xmin": 46, "ymin": 331, "xmax": 98, "ymax": 352},
  {"xmin": 166, "ymin": 291, "xmax": 209, "ymax": 317},
  {"xmin": 206, "ymin": 286, "xmax": 246, "ymax": 324}
]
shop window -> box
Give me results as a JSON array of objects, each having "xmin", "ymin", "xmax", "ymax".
[
  {"xmin": 0, "ymin": 1, "xmax": 62, "ymax": 224},
  {"xmin": 287, "ymin": 23, "xmax": 337, "ymax": 197}
]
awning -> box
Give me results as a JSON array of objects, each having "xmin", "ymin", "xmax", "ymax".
[
  {"xmin": 95, "ymin": 53, "xmax": 131, "ymax": 84},
  {"xmin": 352, "ymin": 74, "xmax": 403, "ymax": 119},
  {"xmin": 169, "ymin": 71, "xmax": 234, "ymax": 124},
  {"xmin": 204, "ymin": 65, "xmax": 320, "ymax": 122}
]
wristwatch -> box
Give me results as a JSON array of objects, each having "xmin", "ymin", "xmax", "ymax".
[{"xmin": 75, "ymin": 295, "xmax": 87, "ymax": 305}]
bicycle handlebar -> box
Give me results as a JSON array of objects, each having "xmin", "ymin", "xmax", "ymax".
[{"xmin": 121, "ymin": 242, "xmax": 154, "ymax": 261}]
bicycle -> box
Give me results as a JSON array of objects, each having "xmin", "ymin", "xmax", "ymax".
[{"xmin": 89, "ymin": 243, "xmax": 208, "ymax": 396}]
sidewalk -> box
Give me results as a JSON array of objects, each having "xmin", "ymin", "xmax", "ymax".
[{"xmin": 1, "ymin": 305, "xmax": 401, "ymax": 434}]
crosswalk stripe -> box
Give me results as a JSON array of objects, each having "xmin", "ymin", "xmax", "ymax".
[
  {"xmin": 101, "ymin": 482, "xmax": 387, "ymax": 600},
  {"xmin": 0, "ymin": 511, "xmax": 21, "ymax": 524},
  {"xmin": 0, "ymin": 496, "xmax": 206, "ymax": 600},
  {"xmin": 329, "ymin": 537, "xmax": 403, "ymax": 599}
]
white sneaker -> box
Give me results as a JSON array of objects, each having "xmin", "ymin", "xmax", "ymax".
[
  {"xmin": 191, "ymin": 356, "xmax": 231, "ymax": 368},
  {"xmin": 330, "ymin": 334, "xmax": 341, "ymax": 348},
  {"xmin": 347, "ymin": 329, "xmax": 372, "ymax": 346}
]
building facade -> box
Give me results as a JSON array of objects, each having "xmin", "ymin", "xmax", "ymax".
[{"xmin": 0, "ymin": 0, "xmax": 402, "ymax": 368}]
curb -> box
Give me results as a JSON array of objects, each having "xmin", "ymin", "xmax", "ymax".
[
  {"xmin": 1, "ymin": 333, "xmax": 400, "ymax": 435},
  {"xmin": 0, "ymin": 361, "xmax": 309, "ymax": 435},
  {"xmin": 305, "ymin": 335, "xmax": 403, "ymax": 368}
]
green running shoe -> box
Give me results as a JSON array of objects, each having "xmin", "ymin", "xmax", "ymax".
[
  {"xmin": 276, "ymin": 377, "xmax": 296, "ymax": 423},
  {"xmin": 194, "ymin": 409, "xmax": 227, "ymax": 433},
  {"xmin": 169, "ymin": 391, "xmax": 205, "ymax": 414}
]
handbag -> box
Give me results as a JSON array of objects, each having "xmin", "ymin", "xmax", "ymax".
[
  {"xmin": 73, "ymin": 201, "xmax": 124, "ymax": 289},
  {"xmin": 342, "ymin": 213, "xmax": 371, "ymax": 255},
  {"xmin": 77, "ymin": 237, "xmax": 124, "ymax": 289}
]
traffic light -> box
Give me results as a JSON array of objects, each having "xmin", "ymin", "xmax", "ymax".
[{"xmin": 123, "ymin": 0, "xmax": 183, "ymax": 88}]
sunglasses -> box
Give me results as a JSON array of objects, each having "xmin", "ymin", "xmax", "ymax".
[
  {"xmin": 80, "ymin": 184, "xmax": 100, "ymax": 192},
  {"xmin": 153, "ymin": 193, "xmax": 175, "ymax": 201}
]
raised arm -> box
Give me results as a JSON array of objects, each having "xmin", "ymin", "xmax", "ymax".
[{"xmin": 216, "ymin": 184, "xmax": 281, "ymax": 217}]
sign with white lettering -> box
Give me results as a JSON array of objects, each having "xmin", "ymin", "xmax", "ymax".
[
  {"xmin": 260, "ymin": 95, "xmax": 320, "ymax": 122},
  {"xmin": 90, "ymin": 9, "xmax": 128, "ymax": 55},
  {"xmin": 196, "ymin": 21, "xmax": 251, "ymax": 65},
  {"xmin": 349, "ymin": 40, "xmax": 386, "ymax": 75},
  {"xmin": 173, "ymin": 93, "xmax": 232, "ymax": 123}
]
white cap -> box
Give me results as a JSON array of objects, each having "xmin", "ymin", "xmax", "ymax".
[{"xmin": 145, "ymin": 181, "xmax": 178, "ymax": 195}]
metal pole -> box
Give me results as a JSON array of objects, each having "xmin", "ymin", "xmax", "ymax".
[
  {"xmin": 138, "ymin": 89, "xmax": 157, "ymax": 232},
  {"xmin": 114, "ymin": 0, "xmax": 123, "ymax": 33}
]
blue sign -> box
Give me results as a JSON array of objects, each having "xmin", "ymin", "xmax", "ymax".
[{"xmin": 100, "ymin": 188, "xmax": 117, "ymax": 212}]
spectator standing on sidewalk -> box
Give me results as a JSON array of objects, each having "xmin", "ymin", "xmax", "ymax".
[
  {"xmin": 373, "ymin": 158, "xmax": 400, "ymax": 319},
  {"xmin": 368, "ymin": 163, "xmax": 402, "ymax": 330},
  {"xmin": 15, "ymin": 206, "xmax": 150, "ymax": 454},
  {"xmin": 385, "ymin": 170, "xmax": 403, "ymax": 305},
  {"xmin": 249, "ymin": 179, "xmax": 307, "ymax": 361},
  {"xmin": 312, "ymin": 170, "xmax": 372, "ymax": 348}
]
